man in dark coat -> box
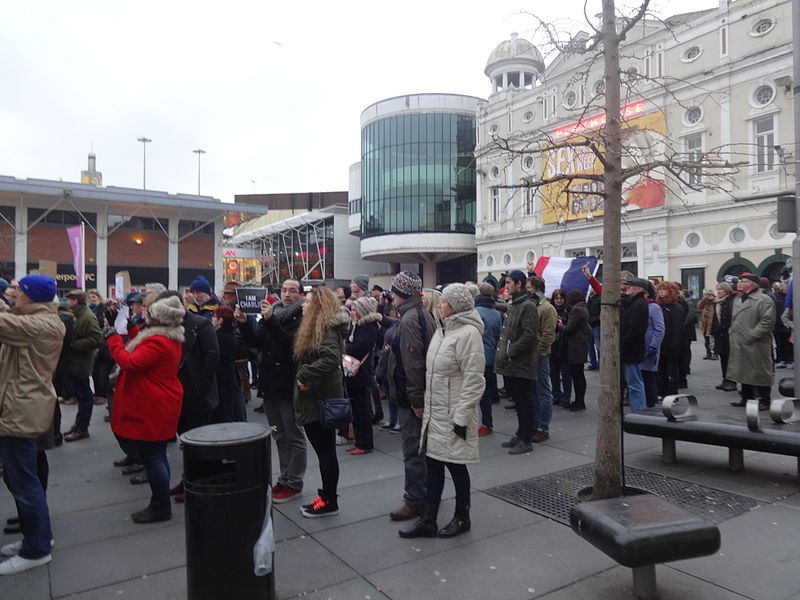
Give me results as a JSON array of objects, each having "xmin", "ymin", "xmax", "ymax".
[
  {"xmin": 388, "ymin": 271, "xmax": 435, "ymax": 523},
  {"xmin": 178, "ymin": 306, "xmax": 220, "ymax": 432},
  {"xmin": 620, "ymin": 278, "xmax": 650, "ymax": 411},
  {"xmin": 495, "ymin": 270, "xmax": 539, "ymax": 455},
  {"xmin": 63, "ymin": 290, "xmax": 102, "ymax": 442},
  {"xmin": 236, "ymin": 278, "xmax": 306, "ymax": 503}
]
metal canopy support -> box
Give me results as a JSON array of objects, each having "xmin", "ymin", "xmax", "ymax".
[
  {"xmin": 178, "ymin": 214, "xmax": 222, "ymax": 243},
  {"xmin": 26, "ymin": 198, "xmax": 66, "ymax": 232}
]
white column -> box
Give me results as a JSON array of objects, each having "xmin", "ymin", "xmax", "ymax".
[
  {"xmin": 168, "ymin": 217, "xmax": 179, "ymax": 290},
  {"xmin": 96, "ymin": 206, "xmax": 108, "ymax": 295},
  {"xmin": 422, "ymin": 261, "xmax": 437, "ymax": 287},
  {"xmin": 213, "ymin": 219, "xmax": 223, "ymax": 293},
  {"xmin": 14, "ymin": 197, "xmax": 27, "ymax": 281}
]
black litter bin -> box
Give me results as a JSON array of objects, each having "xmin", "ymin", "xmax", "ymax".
[{"xmin": 180, "ymin": 422, "xmax": 274, "ymax": 600}]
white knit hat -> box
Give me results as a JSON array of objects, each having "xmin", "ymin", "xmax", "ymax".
[
  {"xmin": 146, "ymin": 295, "xmax": 185, "ymax": 327},
  {"xmin": 442, "ymin": 283, "xmax": 474, "ymax": 314}
]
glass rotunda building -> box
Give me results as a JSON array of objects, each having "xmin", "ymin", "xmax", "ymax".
[{"xmin": 349, "ymin": 93, "xmax": 482, "ymax": 285}]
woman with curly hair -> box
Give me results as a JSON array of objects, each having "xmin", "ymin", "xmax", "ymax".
[
  {"xmin": 293, "ymin": 285, "xmax": 351, "ymax": 517},
  {"xmin": 655, "ymin": 281, "xmax": 687, "ymax": 398}
]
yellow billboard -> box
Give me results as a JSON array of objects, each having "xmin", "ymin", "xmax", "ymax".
[{"xmin": 541, "ymin": 101, "xmax": 667, "ymax": 224}]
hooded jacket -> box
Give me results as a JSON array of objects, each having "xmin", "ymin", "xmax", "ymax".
[
  {"xmin": 421, "ymin": 309, "xmax": 485, "ymax": 464},
  {"xmin": 0, "ymin": 302, "xmax": 65, "ymax": 437},
  {"xmin": 293, "ymin": 311, "xmax": 350, "ymax": 426},
  {"xmin": 495, "ymin": 291, "xmax": 539, "ymax": 380},
  {"xmin": 64, "ymin": 302, "xmax": 102, "ymax": 378},
  {"xmin": 344, "ymin": 312, "xmax": 381, "ymax": 390}
]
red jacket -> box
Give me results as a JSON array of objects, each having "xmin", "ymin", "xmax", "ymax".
[{"xmin": 107, "ymin": 328, "xmax": 183, "ymax": 441}]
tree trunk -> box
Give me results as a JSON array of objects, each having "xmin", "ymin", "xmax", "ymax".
[{"xmin": 592, "ymin": 0, "xmax": 623, "ymax": 500}]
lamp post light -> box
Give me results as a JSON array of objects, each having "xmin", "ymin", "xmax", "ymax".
[
  {"xmin": 193, "ymin": 148, "xmax": 206, "ymax": 195},
  {"xmin": 137, "ymin": 137, "xmax": 151, "ymax": 189}
]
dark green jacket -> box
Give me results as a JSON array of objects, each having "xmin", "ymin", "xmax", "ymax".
[
  {"xmin": 65, "ymin": 303, "xmax": 102, "ymax": 378},
  {"xmin": 495, "ymin": 291, "xmax": 539, "ymax": 380},
  {"xmin": 293, "ymin": 311, "xmax": 349, "ymax": 426}
]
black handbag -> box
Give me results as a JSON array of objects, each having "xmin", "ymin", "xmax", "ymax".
[{"xmin": 317, "ymin": 396, "xmax": 352, "ymax": 429}]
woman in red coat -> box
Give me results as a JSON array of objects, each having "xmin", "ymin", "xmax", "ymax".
[{"xmin": 104, "ymin": 294, "xmax": 185, "ymax": 524}]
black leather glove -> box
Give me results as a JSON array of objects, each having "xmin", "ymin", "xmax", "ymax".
[
  {"xmin": 453, "ymin": 423, "xmax": 467, "ymax": 440},
  {"xmin": 102, "ymin": 325, "xmax": 118, "ymax": 340}
]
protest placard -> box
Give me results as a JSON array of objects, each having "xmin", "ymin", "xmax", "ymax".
[{"xmin": 236, "ymin": 287, "xmax": 268, "ymax": 314}]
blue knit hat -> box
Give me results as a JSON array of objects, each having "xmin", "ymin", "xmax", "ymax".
[
  {"xmin": 18, "ymin": 275, "xmax": 57, "ymax": 303},
  {"xmin": 0, "ymin": 277, "xmax": 8, "ymax": 293},
  {"xmin": 125, "ymin": 291, "xmax": 144, "ymax": 306},
  {"xmin": 189, "ymin": 275, "xmax": 212, "ymax": 294}
]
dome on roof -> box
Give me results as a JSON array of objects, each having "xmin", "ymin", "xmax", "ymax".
[{"xmin": 485, "ymin": 33, "xmax": 544, "ymax": 76}]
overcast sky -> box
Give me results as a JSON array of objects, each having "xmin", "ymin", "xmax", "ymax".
[{"xmin": 1, "ymin": 0, "xmax": 716, "ymax": 203}]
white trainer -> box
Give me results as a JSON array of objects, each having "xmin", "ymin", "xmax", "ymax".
[
  {"xmin": 0, "ymin": 541, "xmax": 21, "ymax": 558},
  {"xmin": 0, "ymin": 553, "xmax": 52, "ymax": 576}
]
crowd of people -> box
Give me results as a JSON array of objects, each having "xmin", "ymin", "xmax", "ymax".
[{"xmin": 0, "ymin": 262, "xmax": 792, "ymax": 574}]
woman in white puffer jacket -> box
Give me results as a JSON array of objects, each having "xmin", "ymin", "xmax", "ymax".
[{"xmin": 399, "ymin": 283, "xmax": 485, "ymax": 539}]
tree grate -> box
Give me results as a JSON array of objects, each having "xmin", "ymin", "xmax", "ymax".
[{"xmin": 486, "ymin": 464, "xmax": 760, "ymax": 525}]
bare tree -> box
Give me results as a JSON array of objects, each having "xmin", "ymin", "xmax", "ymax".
[{"xmin": 481, "ymin": 0, "xmax": 746, "ymax": 499}]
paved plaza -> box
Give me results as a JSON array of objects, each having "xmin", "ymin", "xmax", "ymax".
[{"xmin": 2, "ymin": 341, "xmax": 800, "ymax": 599}]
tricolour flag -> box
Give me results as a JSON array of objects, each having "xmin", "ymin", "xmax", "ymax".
[{"xmin": 532, "ymin": 256, "xmax": 599, "ymax": 297}]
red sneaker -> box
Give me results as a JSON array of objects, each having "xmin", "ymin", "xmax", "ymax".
[
  {"xmin": 272, "ymin": 483, "xmax": 286, "ymax": 495},
  {"xmin": 477, "ymin": 426, "xmax": 493, "ymax": 437},
  {"xmin": 273, "ymin": 486, "xmax": 301, "ymax": 504}
]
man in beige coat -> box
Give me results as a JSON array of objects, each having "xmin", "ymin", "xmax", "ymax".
[
  {"xmin": 0, "ymin": 275, "xmax": 64, "ymax": 575},
  {"xmin": 728, "ymin": 273, "xmax": 776, "ymax": 410}
]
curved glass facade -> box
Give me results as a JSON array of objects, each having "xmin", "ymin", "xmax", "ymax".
[{"xmin": 361, "ymin": 112, "xmax": 476, "ymax": 238}]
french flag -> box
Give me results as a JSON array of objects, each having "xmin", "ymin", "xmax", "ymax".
[{"xmin": 533, "ymin": 256, "xmax": 599, "ymax": 297}]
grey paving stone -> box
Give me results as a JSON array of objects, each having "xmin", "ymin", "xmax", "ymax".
[
  {"xmin": 59, "ymin": 566, "xmax": 187, "ymax": 600},
  {"xmin": 312, "ymin": 491, "xmax": 545, "ymax": 575},
  {"xmin": 285, "ymin": 576, "xmax": 390, "ymax": 600},
  {"xmin": 48, "ymin": 519, "xmax": 186, "ymax": 597},
  {"xmin": 468, "ymin": 445, "xmax": 593, "ymax": 491},
  {"xmin": 538, "ymin": 564, "xmax": 753, "ymax": 600},
  {"xmin": 366, "ymin": 519, "xmax": 615, "ymax": 600},
  {"xmin": 274, "ymin": 534, "xmax": 357, "ymax": 598},
  {"xmin": 0, "ymin": 561, "xmax": 51, "ymax": 600},
  {"xmin": 674, "ymin": 503, "xmax": 800, "ymax": 600}
]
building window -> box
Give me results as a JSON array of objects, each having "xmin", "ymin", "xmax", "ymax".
[
  {"xmin": 720, "ymin": 25, "xmax": 728, "ymax": 56},
  {"xmin": 550, "ymin": 93, "xmax": 557, "ymax": 115},
  {"xmin": 579, "ymin": 83, "xmax": 586, "ymax": 106},
  {"xmin": 685, "ymin": 106, "xmax": 703, "ymax": 126},
  {"xmin": 569, "ymin": 248, "xmax": 587, "ymax": 258},
  {"xmin": 522, "ymin": 110, "xmax": 534, "ymax": 123},
  {"xmin": 502, "ymin": 253, "xmax": 512, "ymax": 266},
  {"xmin": 526, "ymin": 250, "xmax": 536, "ymax": 263},
  {"xmin": 686, "ymin": 232, "xmax": 701, "ymax": 248},
  {"xmin": 542, "ymin": 95, "xmax": 549, "ymax": 120},
  {"xmin": 730, "ymin": 227, "xmax": 746, "ymax": 243},
  {"xmin": 563, "ymin": 89, "xmax": 577, "ymax": 108},
  {"xmin": 656, "ymin": 50, "xmax": 664, "ymax": 78},
  {"xmin": 594, "ymin": 80, "xmax": 605, "ymax": 96},
  {"xmin": 489, "ymin": 123, "xmax": 499, "ymax": 135},
  {"xmin": 753, "ymin": 85, "xmax": 775, "ymax": 106},
  {"xmin": 489, "ymin": 165, "xmax": 500, "ymax": 180},
  {"xmin": 522, "ymin": 155, "xmax": 535, "ymax": 172},
  {"xmin": 770, "ymin": 223, "xmax": 786, "ymax": 240},
  {"xmin": 621, "ymin": 243, "xmax": 637, "ymax": 258},
  {"xmin": 681, "ymin": 268, "xmax": 705, "ymax": 300},
  {"xmin": 644, "ymin": 50, "xmax": 652, "ymax": 78},
  {"xmin": 751, "ymin": 18, "xmax": 776, "ymax": 37},
  {"xmin": 682, "ymin": 46, "xmax": 702, "ymax": 63},
  {"xmin": 684, "ymin": 133, "xmax": 703, "ymax": 185},
  {"xmin": 486, "ymin": 255, "xmax": 495, "ymax": 267},
  {"xmin": 523, "ymin": 188, "xmax": 534, "ymax": 216},
  {"xmin": 754, "ymin": 116, "xmax": 775, "ymax": 173},
  {"xmin": 491, "ymin": 188, "xmax": 500, "ymax": 222}
]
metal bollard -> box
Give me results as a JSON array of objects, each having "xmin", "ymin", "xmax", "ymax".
[{"xmin": 180, "ymin": 422, "xmax": 273, "ymax": 600}]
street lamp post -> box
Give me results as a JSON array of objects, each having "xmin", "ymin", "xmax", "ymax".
[
  {"xmin": 193, "ymin": 148, "xmax": 206, "ymax": 195},
  {"xmin": 137, "ymin": 137, "xmax": 151, "ymax": 189}
]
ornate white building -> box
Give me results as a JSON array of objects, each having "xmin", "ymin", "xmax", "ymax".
[{"xmin": 476, "ymin": 0, "xmax": 794, "ymax": 295}]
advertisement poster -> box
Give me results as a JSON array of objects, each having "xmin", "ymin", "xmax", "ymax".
[{"xmin": 541, "ymin": 101, "xmax": 667, "ymax": 224}]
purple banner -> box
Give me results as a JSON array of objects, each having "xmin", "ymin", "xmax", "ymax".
[{"xmin": 66, "ymin": 225, "xmax": 84, "ymax": 289}]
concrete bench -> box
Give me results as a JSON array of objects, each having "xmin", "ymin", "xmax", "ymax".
[
  {"xmin": 570, "ymin": 493, "xmax": 720, "ymax": 599},
  {"xmin": 623, "ymin": 395, "xmax": 800, "ymax": 481}
]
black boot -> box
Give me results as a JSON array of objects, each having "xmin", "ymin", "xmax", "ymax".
[
  {"xmin": 399, "ymin": 503, "xmax": 439, "ymax": 538},
  {"xmin": 438, "ymin": 504, "xmax": 471, "ymax": 538}
]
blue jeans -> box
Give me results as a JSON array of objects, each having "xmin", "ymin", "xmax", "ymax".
[
  {"xmin": 589, "ymin": 327, "xmax": 601, "ymax": 367},
  {"xmin": 623, "ymin": 362, "xmax": 646, "ymax": 412},
  {"xmin": 398, "ymin": 406, "xmax": 426, "ymax": 508},
  {"xmin": 131, "ymin": 439, "xmax": 171, "ymax": 513},
  {"xmin": 0, "ymin": 437, "xmax": 52, "ymax": 558},
  {"xmin": 72, "ymin": 376, "xmax": 94, "ymax": 431},
  {"xmin": 534, "ymin": 357, "xmax": 553, "ymax": 432}
]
